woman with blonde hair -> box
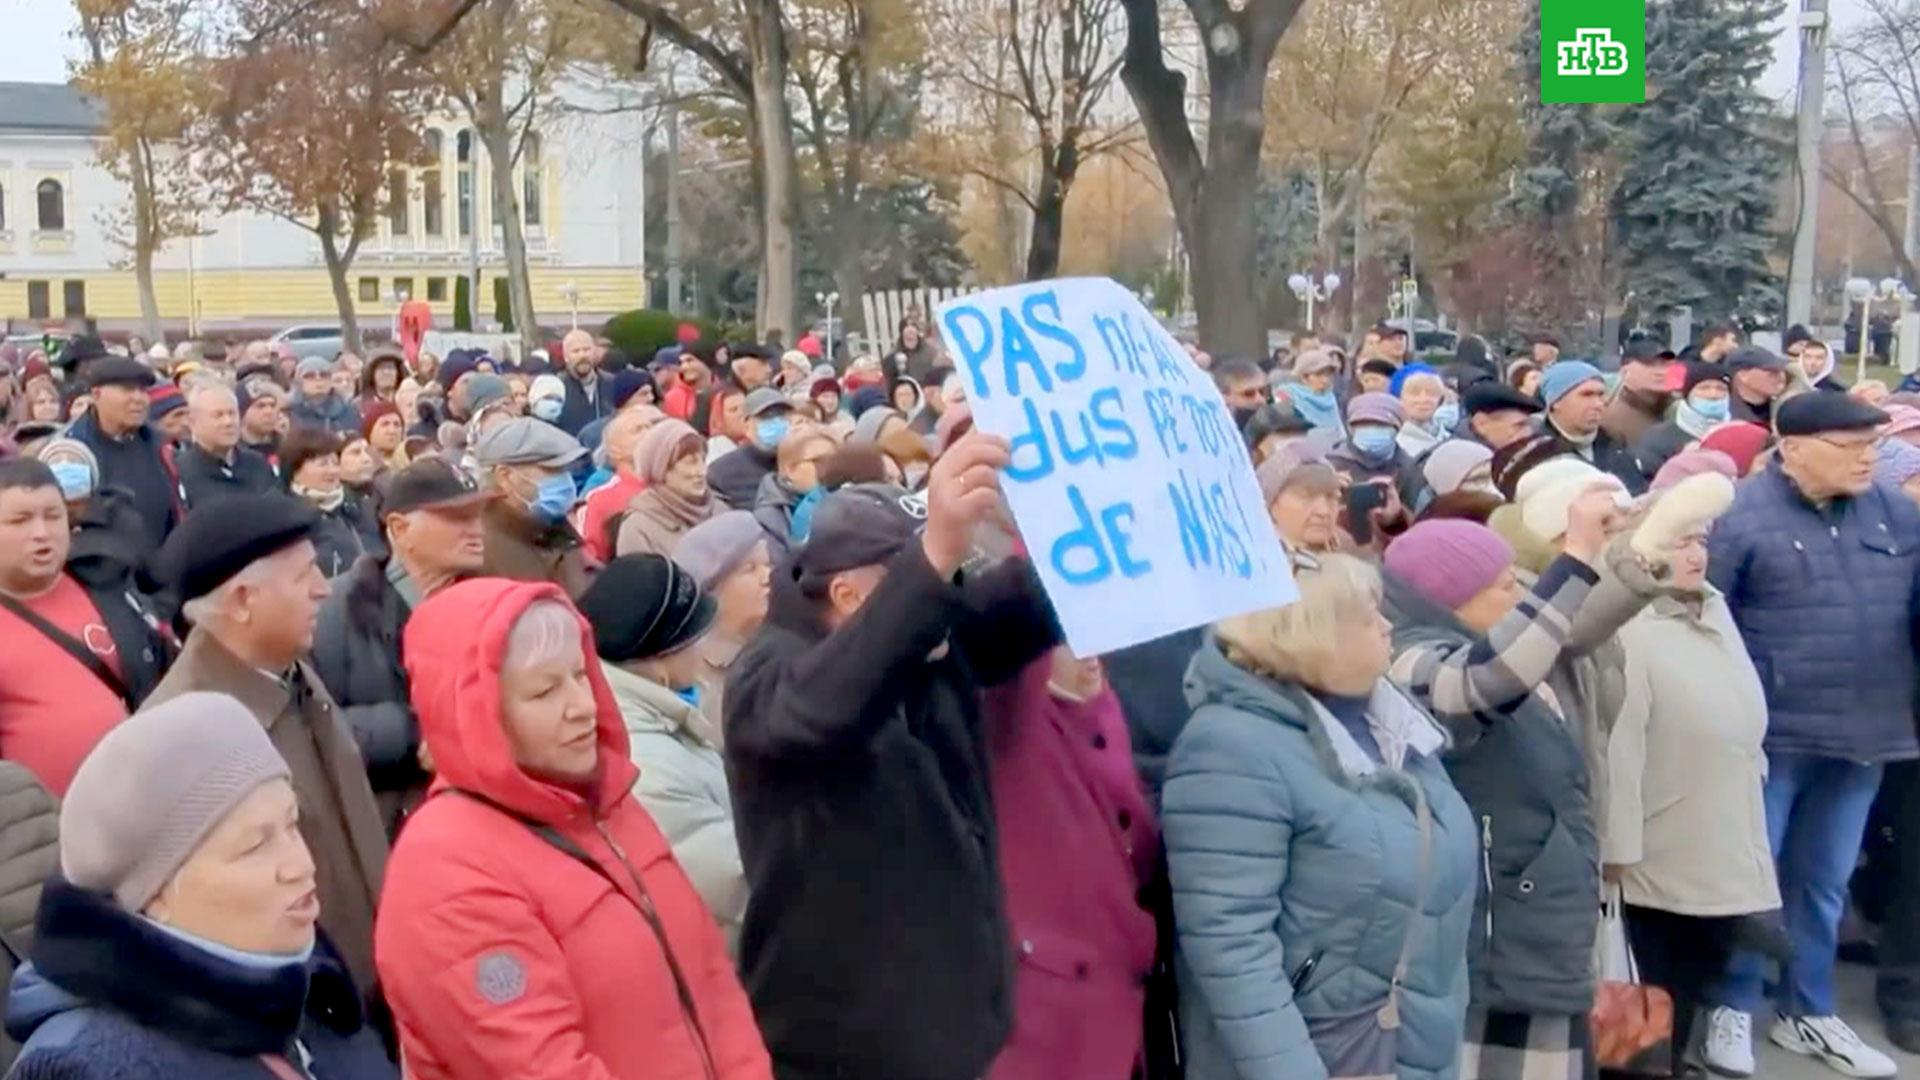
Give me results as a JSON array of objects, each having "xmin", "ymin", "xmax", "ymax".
[{"xmin": 1165, "ymin": 552, "xmax": 1477, "ymax": 1080}]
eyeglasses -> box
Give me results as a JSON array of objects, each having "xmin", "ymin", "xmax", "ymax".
[{"xmin": 1810, "ymin": 435, "xmax": 1880, "ymax": 456}]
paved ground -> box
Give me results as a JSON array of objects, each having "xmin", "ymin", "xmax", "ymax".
[{"xmin": 1755, "ymin": 961, "xmax": 1917, "ymax": 1078}]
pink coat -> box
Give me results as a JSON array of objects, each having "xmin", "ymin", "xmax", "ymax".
[{"xmin": 983, "ymin": 657, "xmax": 1160, "ymax": 1080}]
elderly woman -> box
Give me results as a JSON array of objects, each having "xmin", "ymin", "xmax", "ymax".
[
  {"xmin": 617, "ymin": 419, "xmax": 717, "ymax": 558},
  {"xmin": 279, "ymin": 428, "xmax": 381, "ymax": 577},
  {"xmin": 378, "ymin": 578, "xmax": 771, "ymax": 1079},
  {"xmin": 8, "ymin": 693, "xmax": 393, "ymax": 1078},
  {"xmin": 578, "ymin": 556, "xmax": 746, "ymax": 951},
  {"xmin": 361, "ymin": 401, "xmax": 409, "ymax": 473},
  {"xmin": 1276, "ymin": 349, "xmax": 1345, "ymax": 435},
  {"xmin": 1257, "ymin": 442, "xmax": 1344, "ymax": 554},
  {"xmin": 673, "ymin": 511, "xmax": 771, "ymax": 732},
  {"xmin": 1166, "ymin": 553, "xmax": 1477, "ymax": 1080},
  {"xmin": 1600, "ymin": 475, "xmax": 1776, "ymax": 1075},
  {"xmin": 1395, "ymin": 367, "xmax": 1454, "ymax": 457}
]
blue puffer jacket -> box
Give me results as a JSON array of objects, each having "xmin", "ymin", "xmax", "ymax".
[
  {"xmin": 1166, "ymin": 640, "xmax": 1478, "ymax": 1080},
  {"xmin": 1708, "ymin": 461, "xmax": 1920, "ymax": 763}
]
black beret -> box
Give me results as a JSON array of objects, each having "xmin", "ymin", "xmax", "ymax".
[
  {"xmin": 1776, "ymin": 393, "xmax": 1889, "ymax": 437},
  {"xmin": 85, "ymin": 356, "xmax": 157, "ymax": 390},
  {"xmin": 155, "ymin": 494, "xmax": 320, "ymax": 603},
  {"xmin": 1462, "ymin": 382, "xmax": 1543, "ymax": 417},
  {"xmin": 577, "ymin": 554, "xmax": 715, "ymax": 662}
]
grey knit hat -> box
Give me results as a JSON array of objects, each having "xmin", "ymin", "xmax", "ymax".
[
  {"xmin": 61, "ymin": 692, "xmax": 292, "ymax": 912},
  {"xmin": 675, "ymin": 510, "xmax": 765, "ymax": 589}
]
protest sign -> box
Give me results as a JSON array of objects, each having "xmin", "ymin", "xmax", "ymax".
[{"xmin": 937, "ymin": 277, "xmax": 1296, "ymax": 657}]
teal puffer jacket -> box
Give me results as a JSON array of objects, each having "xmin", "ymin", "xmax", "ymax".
[{"xmin": 1167, "ymin": 640, "xmax": 1478, "ymax": 1080}]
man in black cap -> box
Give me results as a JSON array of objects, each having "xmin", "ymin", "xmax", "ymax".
[
  {"xmin": 1601, "ymin": 339, "xmax": 1675, "ymax": 446},
  {"xmin": 237, "ymin": 378, "xmax": 287, "ymax": 461},
  {"xmin": 144, "ymin": 492, "xmax": 388, "ymax": 994},
  {"xmin": 1634, "ymin": 363, "xmax": 1733, "ymax": 483},
  {"xmin": 474, "ymin": 417, "xmax": 596, "ymax": 596},
  {"xmin": 176, "ymin": 383, "xmax": 278, "ymax": 510},
  {"xmin": 1698, "ymin": 392, "xmax": 1916, "ymax": 1078},
  {"xmin": 65, "ymin": 355, "xmax": 181, "ymax": 550},
  {"xmin": 1727, "ymin": 345, "xmax": 1789, "ymax": 427},
  {"xmin": 725, "ymin": 431, "xmax": 1060, "ymax": 1080},
  {"xmin": 709, "ymin": 386, "xmax": 795, "ymax": 511},
  {"xmin": 1462, "ymin": 381, "xmax": 1543, "ymax": 451},
  {"xmin": 311, "ymin": 458, "xmax": 492, "ymax": 835},
  {"xmin": 53, "ymin": 335, "xmax": 111, "ymax": 386}
]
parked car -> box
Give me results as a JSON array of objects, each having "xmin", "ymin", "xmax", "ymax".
[{"xmin": 270, "ymin": 324, "xmax": 345, "ymax": 360}]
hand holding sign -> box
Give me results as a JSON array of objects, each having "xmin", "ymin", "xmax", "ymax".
[
  {"xmin": 923, "ymin": 430, "xmax": 1013, "ymax": 577},
  {"xmin": 937, "ymin": 278, "xmax": 1294, "ymax": 655}
]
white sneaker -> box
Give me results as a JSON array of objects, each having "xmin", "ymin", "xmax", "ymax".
[
  {"xmin": 1704, "ymin": 1007, "xmax": 1756, "ymax": 1078},
  {"xmin": 1770, "ymin": 1015, "xmax": 1900, "ymax": 1078}
]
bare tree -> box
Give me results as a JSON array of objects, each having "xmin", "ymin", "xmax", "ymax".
[
  {"xmin": 1828, "ymin": 0, "xmax": 1920, "ymax": 283},
  {"xmin": 1120, "ymin": 0, "xmax": 1307, "ymax": 356}
]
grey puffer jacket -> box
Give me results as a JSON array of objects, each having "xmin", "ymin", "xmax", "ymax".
[{"xmin": 0, "ymin": 764, "xmax": 59, "ymax": 1073}]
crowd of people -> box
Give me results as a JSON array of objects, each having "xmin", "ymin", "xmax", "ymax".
[{"xmin": 0, "ymin": 310, "xmax": 1915, "ymax": 1080}]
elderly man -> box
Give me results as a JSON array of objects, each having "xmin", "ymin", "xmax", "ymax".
[
  {"xmin": 1727, "ymin": 346, "xmax": 1789, "ymax": 427},
  {"xmin": 1700, "ymin": 393, "xmax": 1916, "ymax": 1080},
  {"xmin": 579, "ymin": 404, "xmax": 665, "ymax": 562},
  {"xmin": 554, "ymin": 328, "xmax": 615, "ymax": 436},
  {"xmin": 1462, "ymin": 381, "xmax": 1542, "ymax": 451},
  {"xmin": 145, "ymin": 492, "xmax": 388, "ymax": 993},
  {"xmin": 1600, "ymin": 339, "xmax": 1674, "ymax": 446},
  {"xmin": 312, "ymin": 459, "xmax": 490, "ymax": 835},
  {"xmin": 726, "ymin": 435, "xmax": 1060, "ymax": 1080},
  {"xmin": 474, "ymin": 417, "xmax": 596, "ymax": 595},
  {"xmin": 1537, "ymin": 360, "xmax": 1645, "ymax": 492},
  {"xmin": 1530, "ymin": 333, "xmax": 1561, "ymax": 368},
  {"xmin": 65, "ymin": 355, "xmax": 180, "ymax": 550},
  {"xmin": 729, "ymin": 345, "xmax": 775, "ymax": 392},
  {"xmin": 0, "ymin": 459, "xmax": 172, "ymax": 796},
  {"xmin": 709, "ymin": 387, "xmax": 797, "ymax": 510},
  {"xmin": 176, "ymin": 383, "xmax": 278, "ymax": 509}
]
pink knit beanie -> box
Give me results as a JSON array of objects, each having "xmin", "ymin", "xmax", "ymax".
[{"xmin": 1384, "ymin": 519, "xmax": 1515, "ymax": 612}]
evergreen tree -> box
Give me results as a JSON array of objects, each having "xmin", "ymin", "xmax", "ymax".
[
  {"xmin": 1502, "ymin": 3, "xmax": 1612, "ymax": 338},
  {"xmin": 1611, "ymin": 0, "xmax": 1785, "ymax": 324}
]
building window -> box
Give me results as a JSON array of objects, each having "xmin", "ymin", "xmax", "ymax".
[
  {"xmin": 422, "ymin": 131, "xmax": 444, "ymax": 237},
  {"xmin": 392, "ymin": 276, "xmax": 414, "ymax": 302},
  {"xmin": 427, "ymin": 276, "xmax": 448, "ymax": 302},
  {"xmin": 387, "ymin": 169, "xmax": 409, "ymax": 236},
  {"xmin": 358, "ymin": 277, "xmax": 380, "ymax": 302},
  {"xmin": 522, "ymin": 133, "xmax": 542, "ymax": 228},
  {"xmin": 62, "ymin": 280, "xmax": 86, "ymax": 317},
  {"xmin": 456, "ymin": 129, "xmax": 473, "ymax": 238},
  {"xmin": 35, "ymin": 180, "xmax": 63, "ymax": 231},
  {"xmin": 26, "ymin": 281, "xmax": 49, "ymax": 319}
]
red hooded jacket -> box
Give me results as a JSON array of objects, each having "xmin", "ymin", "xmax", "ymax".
[{"xmin": 376, "ymin": 578, "xmax": 770, "ymax": 1080}]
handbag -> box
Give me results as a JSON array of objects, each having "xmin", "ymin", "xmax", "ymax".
[
  {"xmin": 1589, "ymin": 887, "xmax": 1675, "ymax": 1076},
  {"xmin": 1304, "ymin": 783, "xmax": 1433, "ymax": 1080}
]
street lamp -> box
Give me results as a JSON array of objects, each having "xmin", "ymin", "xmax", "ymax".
[
  {"xmin": 559, "ymin": 282, "xmax": 580, "ymax": 330},
  {"xmin": 1847, "ymin": 277, "xmax": 1913, "ymax": 382},
  {"xmin": 816, "ymin": 291, "xmax": 840, "ymax": 363},
  {"xmin": 1286, "ymin": 271, "xmax": 1341, "ymax": 332}
]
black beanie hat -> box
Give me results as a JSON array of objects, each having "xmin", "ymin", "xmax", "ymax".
[
  {"xmin": 1682, "ymin": 361, "xmax": 1732, "ymax": 398},
  {"xmin": 577, "ymin": 554, "xmax": 716, "ymax": 662}
]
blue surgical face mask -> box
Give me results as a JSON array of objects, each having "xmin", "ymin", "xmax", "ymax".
[
  {"xmin": 1352, "ymin": 425, "xmax": 1399, "ymax": 459},
  {"xmin": 754, "ymin": 416, "xmax": 790, "ymax": 451},
  {"xmin": 1432, "ymin": 400, "xmax": 1461, "ymax": 432},
  {"xmin": 1689, "ymin": 394, "xmax": 1730, "ymax": 422},
  {"xmin": 49, "ymin": 461, "xmax": 94, "ymax": 500},
  {"xmin": 531, "ymin": 398, "xmax": 563, "ymax": 423},
  {"xmin": 526, "ymin": 471, "xmax": 577, "ymax": 524}
]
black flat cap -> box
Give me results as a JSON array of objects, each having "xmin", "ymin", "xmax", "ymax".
[
  {"xmin": 794, "ymin": 483, "xmax": 924, "ymax": 589},
  {"xmin": 1727, "ymin": 345, "xmax": 1788, "ymax": 373},
  {"xmin": 1462, "ymin": 382, "xmax": 1543, "ymax": 416},
  {"xmin": 57, "ymin": 336, "xmax": 110, "ymax": 370},
  {"xmin": 577, "ymin": 554, "xmax": 715, "ymax": 662},
  {"xmin": 1776, "ymin": 393, "xmax": 1889, "ymax": 437},
  {"xmin": 85, "ymin": 356, "xmax": 157, "ymax": 390},
  {"xmin": 154, "ymin": 494, "xmax": 320, "ymax": 604}
]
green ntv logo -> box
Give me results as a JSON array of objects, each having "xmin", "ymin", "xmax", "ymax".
[{"xmin": 1540, "ymin": 0, "xmax": 1645, "ymax": 104}]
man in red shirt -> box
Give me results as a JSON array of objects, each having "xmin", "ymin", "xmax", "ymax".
[{"xmin": 0, "ymin": 459, "xmax": 172, "ymax": 795}]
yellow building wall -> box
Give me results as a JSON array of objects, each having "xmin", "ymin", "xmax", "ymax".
[{"xmin": 0, "ymin": 265, "xmax": 646, "ymax": 328}]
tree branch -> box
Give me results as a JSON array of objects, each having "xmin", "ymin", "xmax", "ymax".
[{"xmin": 597, "ymin": 0, "xmax": 753, "ymax": 99}]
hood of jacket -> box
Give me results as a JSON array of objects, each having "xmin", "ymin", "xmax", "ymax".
[
  {"xmin": 1183, "ymin": 635, "xmax": 1444, "ymax": 786},
  {"xmin": 66, "ymin": 487, "xmax": 152, "ymax": 588},
  {"xmin": 752, "ymin": 471, "xmax": 801, "ymax": 514},
  {"xmin": 403, "ymin": 577, "xmax": 637, "ymax": 823},
  {"xmin": 600, "ymin": 660, "xmax": 712, "ymax": 749}
]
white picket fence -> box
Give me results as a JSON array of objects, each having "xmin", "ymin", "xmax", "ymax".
[{"xmin": 858, "ymin": 286, "xmax": 982, "ymax": 354}]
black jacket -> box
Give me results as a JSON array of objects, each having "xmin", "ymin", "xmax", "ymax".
[
  {"xmin": 725, "ymin": 550, "xmax": 1059, "ymax": 1080},
  {"xmin": 310, "ymin": 554, "xmax": 427, "ymax": 836},
  {"xmin": 65, "ymin": 415, "xmax": 179, "ymax": 551},
  {"xmin": 1105, "ymin": 626, "xmax": 1204, "ymax": 811},
  {"xmin": 1540, "ymin": 417, "xmax": 1647, "ymax": 495},
  {"xmin": 1631, "ymin": 420, "xmax": 1696, "ymax": 485},
  {"xmin": 1731, "ymin": 392, "xmax": 1775, "ymax": 427},
  {"xmin": 65, "ymin": 491, "xmax": 174, "ymax": 705},
  {"xmin": 709, "ymin": 444, "xmax": 776, "ymax": 511},
  {"xmin": 307, "ymin": 498, "xmax": 384, "ymax": 580},
  {"xmin": 555, "ymin": 370, "xmax": 615, "ymax": 437},
  {"xmin": 176, "ymin": 443, "xmax": 278, "ymax": 510}
]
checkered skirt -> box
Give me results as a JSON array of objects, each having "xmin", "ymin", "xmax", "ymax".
[{"xmin": 1460, "ymin": 1007, "xmax": 1595, "ymax": 1080}]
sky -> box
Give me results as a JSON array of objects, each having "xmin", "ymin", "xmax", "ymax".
[{"xmin": 0, "ymin": 0, "xmax": 1874, "ymax": 106}]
